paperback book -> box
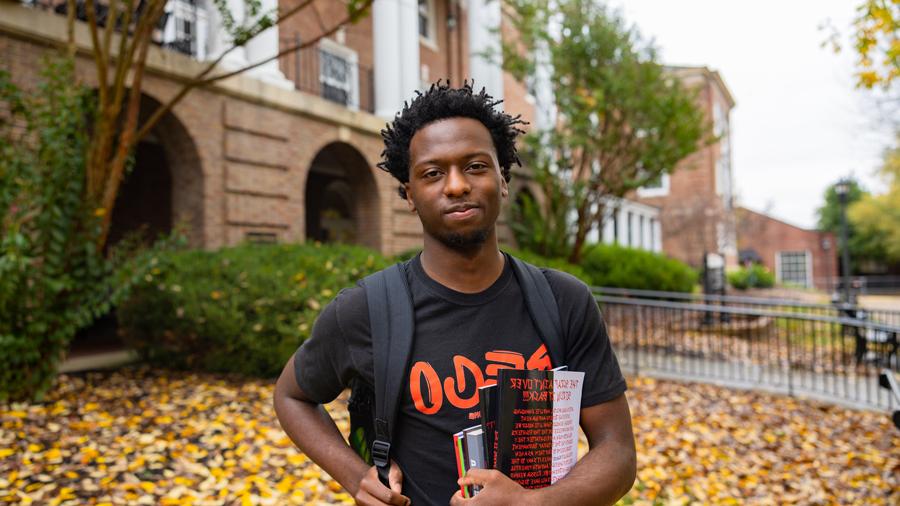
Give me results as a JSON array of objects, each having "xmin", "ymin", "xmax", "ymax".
[{"xmin": 453, "ymin": 367, "xmax": 584, "ymax": 493}]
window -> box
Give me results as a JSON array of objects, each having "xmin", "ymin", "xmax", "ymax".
[
  {"xmin": 637, "ymin": 173, "xmax": 670, "ymax": 197},
  {"xmin": 418, "ymin": 0, "xmax": 436, "ymax": 43},
  {"xmin": 318, "ymin": 39, "xmax": 360, "ymax": 110},
  {"xmin": 160, "ymin": 0, "xmax": 207, "ymax": 59},
  {"xmin": 777, "ymin": 251, "xmax": 811, "ymax": 287}
]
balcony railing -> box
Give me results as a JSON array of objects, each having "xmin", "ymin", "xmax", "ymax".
[
  {"xmin": 25, "ymin": 2, "xmax": 376, "ymax": 112},
  {"xmin": 29, "ymin": 0, "xmax": 206, "ymax": 59},
  {"xmin": 279, "ymin": 34, "xmax": 375, "ymax": 114}
]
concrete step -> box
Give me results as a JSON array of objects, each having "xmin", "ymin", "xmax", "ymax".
[{"xmin": 59, "ymin": 349, "xmax": 139, "ymax": 373}]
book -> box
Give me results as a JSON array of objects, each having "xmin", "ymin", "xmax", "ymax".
[
  {"xmin": 452, "ymin": 430, "xmax": 472, "ymax": 498},
  {"xmin": 478, "ymin": 383, "xmax": 498, "ymax": 469},
  {"xmin": 494, "ymin": 368, "xmax": 584, "ymax": 488},
  {"xmin": 453, "ymin": 368, "xmax": 584, "ymax": 491},
  {"xmin": 463, "ymin": 426, "xmax": 485, "ymax": 495}
]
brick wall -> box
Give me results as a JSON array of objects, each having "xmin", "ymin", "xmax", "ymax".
[
  {"xmin": 1, "ymin": 2, "xmax": 531, "ymax": 258},
  {"xmin": 632, "ymin": 68, "xmax": 736, "ymax": 268},
  {"xmin": 736, "ymin": 208, "xmax": 838, "ymax": 290}
]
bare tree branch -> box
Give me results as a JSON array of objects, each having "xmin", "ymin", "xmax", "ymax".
[
  {"xmin": 134, "ymin": 0, "xmax": 373, "ymax": 143},
  {"xmin": 85, "ymin": 0, "xmax": 108, "ymax": 106},
  {"xmin": 102, "ymin": 0, "xmax": 120, "ymax": 61}
]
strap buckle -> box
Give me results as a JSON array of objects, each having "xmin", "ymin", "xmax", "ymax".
[{"xmin": 372, "ymin": 439, "xmax": 391, "ymax": 468}]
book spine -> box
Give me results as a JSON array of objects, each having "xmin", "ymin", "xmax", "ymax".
[{"xmin": 453, "ymin": 432, "xmax": 471, "ymax": 498}]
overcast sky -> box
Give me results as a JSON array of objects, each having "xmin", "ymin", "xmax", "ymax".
[{"xmin": 606, "ymin": 0, "xmax": 893, "ymax": 229}]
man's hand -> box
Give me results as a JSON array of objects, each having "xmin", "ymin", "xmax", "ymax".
[
  {"xmin": 449, "ymin": 469, "xmax": 533, "ymax": 506},
  {"xmin": 353, "ymin": 461, "xmax": 410, "ymax": 506}
]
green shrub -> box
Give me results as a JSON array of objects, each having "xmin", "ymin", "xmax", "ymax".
[
  {"xmin": 581, "ymin": 244, "xmax": 697, "ymax": 292},
  {"xmin": 391, "ymin": 247, "xmax": 591, "ymax": 285},
  {"xmin": 727, "ymin": 264, "xmax": 775, "ymax": 290},
  {"xmin": 0, "ymin": 59, "xmax": 163, "ymax": 402},
  {"xmin": 118, "ymin": 243, "xmax": 390, "ymax": 377},
  {"xmin": 502, "ymin": 248, "xmax": 592, "ymax": 285},
  {"xmin": 392, "ymin": 248, "xmax": 422, "ymax": 263}
]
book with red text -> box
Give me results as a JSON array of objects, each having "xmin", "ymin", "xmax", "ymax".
[
  {"xmin": 478, "ymin": 383, "xmax": 498, "ymax": 469},
  {"xmin": 493, "ymin": 368, "xmax": 584, "ymax": 488}
]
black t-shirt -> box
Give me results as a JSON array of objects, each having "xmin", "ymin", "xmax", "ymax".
[{"xmin": 293, "ymin": 253, "xmax": 626, "ymax": 505}]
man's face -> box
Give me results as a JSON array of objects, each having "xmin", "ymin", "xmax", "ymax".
[{"xmin": 404, "ymin": 117, "xmax": 508, "ymax": 251}]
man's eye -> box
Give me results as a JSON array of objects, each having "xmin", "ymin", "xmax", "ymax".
[
  {"xmin": 424, "ymin": 169, "xmax": 441, "ymax": 178},
  {"xmin": 468, "ymin": 163, "xmax": 488, "ymax": 171}
]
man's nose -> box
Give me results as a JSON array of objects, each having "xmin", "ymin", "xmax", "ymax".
[{"xmin": 443, "ymin": 167, "xmax": 471, "ymax": 196}]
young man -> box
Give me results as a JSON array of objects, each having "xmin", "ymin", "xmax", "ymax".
[{"xmin": 273, "ymin": 82, "xmax": 636, "ymax": 505}]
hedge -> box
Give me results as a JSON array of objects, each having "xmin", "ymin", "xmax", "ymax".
[
  {"xmin": 392, "ymin": 247, "xmax": 591, "ymax": 285},
  {"xmin": 728, "ymin": 264, "xmax": 775, "ymax": 290},
  {"xmin": 581, "ymin": 244, "xmax": 697, "ymax": 293},
  {"xmin": 118, "ymin": 243, "xmax": 390, "ymax": 377}
]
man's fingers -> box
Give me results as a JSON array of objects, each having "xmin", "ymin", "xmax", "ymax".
[
  {"xmin": 458, "ymin": 467, "xmax": 492, "ymax": 487},
  {"xmin": 388, "ymin": 461, "xmax": 404, "ymax": 494},
  {"xmin": 449, "ymin": 489, "xmax": 468, "ymax": 505},
  {"xmin": 356, "ymin": 466, "xmax": 410, "ymax": 506}
]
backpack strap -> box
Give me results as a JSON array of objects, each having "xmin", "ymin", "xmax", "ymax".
[
  {"xmin": 509, "ymin": 256, "xmax": 566, "ymax": 368},
  {"xmin": 362, "ymin": 263, "xmax": 415, "ymax": 487}
]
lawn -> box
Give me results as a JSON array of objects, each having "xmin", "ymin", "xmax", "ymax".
[{"xmin": 1, "ymin": 367, "xmax": 897, "ymax": 505}]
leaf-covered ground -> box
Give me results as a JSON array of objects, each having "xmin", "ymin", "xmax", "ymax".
[{"xmin": 1, "ymin": 368, "xmax": 897, "ymax": 505}]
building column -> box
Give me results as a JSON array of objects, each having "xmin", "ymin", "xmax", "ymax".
[
  {"xmin": 205, "ymin": 0, "xmax": 248, "ymax": 69},
  {"xmin": 373, "ymin": 0, "xmax": 421, "ymax": 118},
  {"xmin": 244, "ymin": 0, "xmax": 293, "ymax": 89},
  {"xmin": 653, "ymin": 219, "xmax": 662, "ymax": 253},
  {"xmin": 467, "ymin": 0, "xmax": 503, "ymax": 102}
]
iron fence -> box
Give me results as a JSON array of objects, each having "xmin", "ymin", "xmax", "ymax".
[
  {"xmin": 593, "ymin": 286, "xmax": 900, "ymax": 327},
  {"xmin": 596, "ymin": 294, "xmax": 900, "ymax": 412}
]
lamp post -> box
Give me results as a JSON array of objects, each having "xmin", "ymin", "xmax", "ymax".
[{"xmin": 834, "ymin": 179, "xmax": 852, "ymax": 305}]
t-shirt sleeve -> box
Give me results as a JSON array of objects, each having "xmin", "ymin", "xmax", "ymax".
[
  {"xmin": 293, "ymin": 290, "xmax": 359, "ymax": 404},
  {"xmin": 546, "ymin": 270, "xmax": 627, "ymax": 407}
]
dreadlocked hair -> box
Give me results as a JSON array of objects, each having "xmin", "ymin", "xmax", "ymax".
[{"xmin": 378, "ymin": 79, "xmax": 528, "ymax": 199}]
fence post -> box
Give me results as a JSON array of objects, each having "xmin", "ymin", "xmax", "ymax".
[
  {"xmin": 787, "ymin": 320, "xmax": 794, "ymax": 397},
  {"xmin": 632, "ymin": 306, "xmax": 640, "ymax": 377}
]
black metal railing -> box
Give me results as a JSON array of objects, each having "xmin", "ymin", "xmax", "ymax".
[
  {"xmin": 31, "ymin": 0, "xmax": 203, "ymax": 59},
  {"xmin": 279, "ymin": 34, "xmax": 375, "ymax": 113},
  {"xmin": 592, "ymin": 286, "xmax": 900, "ymax": 327},
  {"xmin": 596, "ymin": 293, "xmax": 900, "ymax": 411}
]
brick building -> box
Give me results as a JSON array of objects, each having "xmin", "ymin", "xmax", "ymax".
[
  {"xmin": 630, "ymin": 66, "xmax": 738, "ymax": 268},
  {"xmin": 1, "ymin": 0, "xmax": 538, "ymax": 255},
  {"xmin": 735, "ymin": 207, "xmax": 838, "ymax": 290}
]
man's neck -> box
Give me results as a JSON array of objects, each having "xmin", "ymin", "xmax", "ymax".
[{"xmin": 419, "ymin": 237, "xmax": 505, "ymax": 294}]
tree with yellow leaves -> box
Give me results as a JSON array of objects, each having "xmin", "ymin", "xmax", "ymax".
[
  {"xmin": 849, "ymin": 136, "xmax": 900, "ymax": 262},
  {"xmin": 851, "ymin": 0, "xmax": 899, "ymax": 89}
]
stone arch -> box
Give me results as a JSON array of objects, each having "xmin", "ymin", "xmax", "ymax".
[
  {"xmin": 304, "ymin": 141, "xmax": 381, "ymax": 250},
  {"xmin": 108, "ymin": 94, "xmax": 204, "ymax": 248}
]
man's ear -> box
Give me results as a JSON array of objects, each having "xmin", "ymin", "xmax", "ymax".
[
  {"xmin": 404, "ymin": 183, "xmax": 416, "ymax": 213},
  {"xmin": 500, "ymin": 177, "xmax": 509, "ymax": 199}
]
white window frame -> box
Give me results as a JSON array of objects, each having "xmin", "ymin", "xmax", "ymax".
[
  {"xmin": 637, "ymin": 173, "xmax": 670, "ymax": 198},
  {"xmin": 318, "ymin": 37, "xmax": 360, "ymax": 111},
  {"xmin": 775, "ymin": 250, "xmax": 813, "ymax": 288},
  {"xmin": 161, "ymin": 0, "xmax": 208, "ymax": 60},
  {"xmin": 418, "ymin": 0, "xmax": 438, "ymax": 48}
]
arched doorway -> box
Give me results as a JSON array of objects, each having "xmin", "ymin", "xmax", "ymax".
[
  {"xmin": 70, "ymin": 93, "xmax": 203, "ymax": 360},
  {"xmin": 304, "ymin": 142, "xmax": 380, "ymax": 250},
  {"xmin": 107, "ymin": 135, "xmax": 173, "ymax": 247}
]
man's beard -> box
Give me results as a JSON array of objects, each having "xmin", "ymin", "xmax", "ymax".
[{"xmin": 440, "ymin": 228, "xmax": 490, "ymax": 251}]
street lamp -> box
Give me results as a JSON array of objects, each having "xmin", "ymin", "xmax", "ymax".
[{"xmin": 834, "ymin": 179, "xmax": 852, "ymax": 305}]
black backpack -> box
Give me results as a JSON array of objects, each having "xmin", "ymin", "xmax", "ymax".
[{"xmin": 347, "ymin": 255, "xmax": 567, "ymax": 486}]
